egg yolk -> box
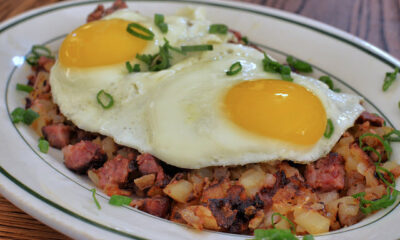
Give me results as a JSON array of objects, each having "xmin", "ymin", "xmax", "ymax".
[
  {"xmin": 59, "ymin": 19, "xmax": 148, "ymax": 68},
  {"xmin": 224, "ymin": 79, "xmax": 327, "ymax": 146}
]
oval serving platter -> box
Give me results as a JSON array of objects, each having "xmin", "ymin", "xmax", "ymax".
[{"xmin": 0, "ymin": 1, "xmax": 399, "ymax": 239}]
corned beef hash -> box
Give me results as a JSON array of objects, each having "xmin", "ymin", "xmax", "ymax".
[{"xmin": 11, "ymin": 0, "xmax": 400, "ymax": 237}]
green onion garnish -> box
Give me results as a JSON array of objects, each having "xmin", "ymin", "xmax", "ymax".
[
  {"xmin": 359, "ymin": 133, "xmax": 392, "ymax": 158},
  {"xmin": 91, "ymin": 188, "xmax": 101, "ymax": 210},
  {"xmin": 154, "ymin": 13, "xmax": 168, "ymax": 33},
  {"xmin": 353, "ymin": 188, "xmax": 399, "ymax": 215},
  {"xmin": 25, "ymin": 45, "xmax": 54, "ymax": 66},
  {"xmin": 226, "ymin": 62, "xmax": 242, "ymax": 76},
  {"xmin": 262, "ymin": 54, "xmax": 293, "ymax": 81},
  {"xmin": 109, "ymin": 195, "xmax": 132, "ymax": 206},
  {"xmin": 241, "ymin": 36, "xmax": 249, "ymax": 45},
  {"xmin": 96, "ymin": 90, "xmax": 114, "ymax": 109},
  {"xmin": 11, "ymin": 107, "xmax": 39, "ymax": 125},
  {"xmin": 324, "ymin": 119, "xmax": 334, "ymax": 138},
  {"xmin": 303, "ymin": 235, "xmax": 315, "ymax": 240},
  {"xmin": 11, "ymin": 107, "xmax": 25, "ymax": 123},
  {"xmin": 127, "ymin": 23, "xmax": 155, "ymax": 41},
  {"xmin": 286, "ymin": 56, "xmax": 313, "ymax": 73},
  {"xmin": 382, "ymin": 67, "xmax": 399, "ymax": 91},
  {"xmin": 23, "ymin": 109, "xmax": 39, "ymax": 125},
  {"xmin": 318, "ymin": 75, "xmax": 341, "ymax": 92},
  {"xmin": 252, "ymin": 229, "xmax": 298, "ymax": 240},
  {"xmin": 136, "ymin": 38, "xmax": 184, "ymax": 72},
  {"xmin": 271, "ymin": 212, "xmax": 296, "ymax": 233},
  {"xmin": 384, "ymin": 129, "xmax": 400, "ymax": 142},
  {"xmin": 208, "ymin": 24, "xmax": 228, "ymax": 34},
  {"xmin": 126, "ymin": 62, "xmax": 140, "ymax": 73},
  {"xmin": 181, "ymin": 44, "xmax": 213, "ymax": 52},
  {"xmin": 38, "ymin": 138, "xmax": 49, "ymax": 153},
  {"xmin": 16, "ymin": 83, "xmax": 34, "ymax": 93}
]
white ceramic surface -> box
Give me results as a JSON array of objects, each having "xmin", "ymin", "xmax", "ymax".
[{"xmin": 0, "ymin": 1, "xmax": 399, "ymax": 239}]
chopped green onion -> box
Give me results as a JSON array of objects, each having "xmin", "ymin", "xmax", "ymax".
[
  {"xmin": 382, "ymin": 67, "xmax": 399, "ymax": 91},
  {"xmin": 96, "ymin": 90, "xmax": 114, "ymax": 109},
  {"xmin": 181, "ymin": 44, "xmax": 213, "ymax": 52},
  {"xmin": 11, "ymin": 107, "xmax": 25, "ymax": 123},
  {"xmin": 16, "ymin": 83, "xmax": 33, "ymax": 93},
  {"xmin": 241, "ymin": 36, "xmax": 249, "ymax": 45},
  {"xmin": 286, "ymin": 56, "xmax": 313, "ymax": 73},
  {"xmin": 91, "ymin": 188, "xmax": 101, "ymax": 210},
  {"xmin": 262, "ymin": 54, "xmax": 293, "ymax": 81},
  {"xmin": 127, "ymin": 23, "xmax": 154, "ymax": 41},
  {"xmin": 208, "ymin": 24, "xmax": 228, "ymax": 34},
  {"xmin": 376, "ymin": 165, "xmax": 396, "ymax": 188},
  {"xmin": 359, "ymin": 133, "xmax": 392, "ymax": 158},
  {"xmin": 324, "ymin": 119, "xmax": 334, "ymax": 138},
  {"xmin": 126, "ymin": 61, "xmax": 140, "ymax": 73},
  {"xmin": 398, "ymin": 101, "xmax": 400, "ymax": 110},
  {"xmin": 384, "ymin": 129, "xmax": 400, "ymax": 142},
  {"xmin": 271, "ymin": 212, "xmax": 296, "ymax": 233},
  {"xmin": 32, "ymin": 45, "xmax": 52, "ymax": 58},
  {"xmin": 280, "ymin": 65, "xmax": 293, "ymax": 82},
  {"xmin": 319, "ymin": 76, "xmax": 333, "ymax": 89},
  {"xmin": 353, "ymin": 188, "xmax": 399, "ymax": 215},
  {"xmin": 23, "ymin": 109, "xmax": 39, "ymax": 125},
  {"xmin": 226, "ymin": 62, "xmax": 242, "ymax": 76},
  {"xmin": 154, "ymin": 13, "xmax": 168, "ymax": 33},
  {"xmin": 25, "ymin": 45, "xmax": 53, "ymax": 66},
  {"xmin": 109, "ymin": 195, "xmax": 132, "ymax": 206},
  {"xmin": 136, "ymin": 38, "xmax": 184, "ymax": 72},
  {"xmin": 252, "ymin": 229, "xmax": 297, "ymax": 240},
  {"xmin": 38, "ymin": 138, "xmax": 49, "ymax": 153}
]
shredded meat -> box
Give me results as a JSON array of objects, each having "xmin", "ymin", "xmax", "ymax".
[
  {"xmin": 87, "ymin": 0, "xmax": 127, "ymax": 22},
  {"xmin": 305, "ymin": 153, "xmax": 345, "ymax": 192},
  {"xmin": 356, "ymin": 111, "xmax": 385, "ymax": 127},
  {"xmin": 141, "ymin": 197, "xmax": 170, "ymax": 218},
  {"xmin": 42, "ymin": 123, "xmax": 71, "ymax": 149},
  {"xmin": 63, "ymin": 141, "xmax": 106, "ymax": 174},
  {"xmin": 136, "ymin": 153, "xmax": 168, "ymax": 187}
]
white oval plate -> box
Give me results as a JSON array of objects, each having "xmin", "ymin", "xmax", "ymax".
[{"xmin": 0, "ymin": 1, "xmax": 399, "ymax": 239}]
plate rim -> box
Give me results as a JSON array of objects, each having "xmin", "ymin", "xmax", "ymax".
[{"xmin": 0, "ymin": 0, "xmax": 399, "ymax": 239}]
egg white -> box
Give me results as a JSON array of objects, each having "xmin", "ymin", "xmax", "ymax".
[{"xmin": 51, "ymin": 38, "xmax": 364, "ymax": 169}]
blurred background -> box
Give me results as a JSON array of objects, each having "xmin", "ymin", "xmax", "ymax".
[{"xmin": 0, "ymin": 0, "xmax": 398, "ymax": 239}]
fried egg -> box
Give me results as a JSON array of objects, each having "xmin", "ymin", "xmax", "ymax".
[{"xmin": 51, "ymin": 10, "xmax": 364, "ymax": 169}]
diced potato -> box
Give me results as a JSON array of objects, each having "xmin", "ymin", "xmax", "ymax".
[
  {"xmin": 239, "ymin": 167, "xmax": 267, "ymax": 197},
  {"xmin": 293, "ymin": 207, "xmax": 330, "ymax": 234},
  {"xmin": 274, "ymin": 217, "xmax": 291, "ymax": 230},
  {"xmin": 134, "ymin": 174, "xmax": 155, "ymax": 190},
  {"xmin": 180, "ymin": 207, "xmax": 202, "ymax": 230},
  {"xmin": 194, "ymin": 206, "xmax": 219, "ymax": 230},
  {"xmin": 337, "ymin": 196, "xmax": 360, "ymax": 226},
  {"xmin": 88, "ymin": 169, "xmax": 99, "ymax": 186},
  {"xmin": 163, "ymin": 179, "xmax": 193, "ymax": 203},
  {"xmin": 249, "ymin": 210, "xmax": 264, "ymax": 230}
]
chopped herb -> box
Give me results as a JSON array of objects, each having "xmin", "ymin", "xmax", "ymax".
[
  {"xmin": 324, "ymin": 119, "xmax": 334, "ymax": 138},
  {"xmin": 271, "ymin": 212, "xmax": 296, "ymax": 233},
  {"xmin": 91, "ymin": 188, "xmax": 101, "ymax": 210},
  {"xmin": 359, "ymin": 133, "xmax": 392, "ymax": 158},
  {"xmin": 126, "ymin": 23, "xmax": 154, "ymax": 40},
  {"xmin": 154, "ymin": 13, "xmax": 168, "ymax": 33},
  {"xmin": 16, "ymin": 83, "xmax": 33, "ymax": 93},
  {"xmin": 226, "ymin": 62, "xmax": 242, "ymax": 76},
  {"xmin": 382, "ymin": 67, "xmax": 399, "ymax": 91},
  {"xmin": 109, "ymin": 195, "xmax": 132, "ymax": 206},
  {"xmin": 384, "ymin": 129, "xmax": 400, "ymax": 142},
  {"xmin": 318, "ymin": 75, "xmax": 341, "ymax": 92},
  {"xmin": 262, "ymin": 54, "xmax": 293, "ymax": 81},
  {"xmin": 181, "ymin": 44, "xmax": 213, "ymax": 52},
  {"xmin": 136, "ymin": 38, "xmax": 183, "ymax": 72},
  {"xmin": 38, "ymin": 138, "xmax": 49, "ymax": 153},
  {"xmin": 96, "ymin": 90, "xmax": 114, "ymax": 109},
  {"xmin": 241, "ymin": 36, "xmax": 249, "ymax": 45},
  {"xmin": 252, "ymin": 229, "xmax": 313, "ymax": 240},
  {"xmin": 23, "ymin": 109, "xmax": 39, "ymax": 125},
  {"xmin": 25, "ymin": 45, "xmax": 54, "ymax": 66},
  {"xmin": 286, "ymin": 56, "xmax": 313, "ymax": 73},
  {"xmin": 209, "ymin": 24, "xmax": 228, "ymax": 34},
  {"xmin": 11, "ymin": 107, "xmax": 25, "ymax": 123},
  {"xmin": 399, "ymin": 101, "xmax": 400, "ymax": 110},
  {"xmin": 353, "ymin": 188, "xmax": 399, "ymax": 215},
  {"xmin": 126, "ymin": 62, "xmax": 141, "ymax": 73}
]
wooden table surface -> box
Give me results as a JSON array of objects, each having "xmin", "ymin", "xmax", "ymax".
[{"xmin": 0, "ymin": 0, "xmax": 399, "ymax": 239}]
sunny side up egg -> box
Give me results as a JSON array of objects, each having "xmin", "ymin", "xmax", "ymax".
[{"xmin": 51, "ymin": 9, "xmax": 365, "ymax": 169}]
